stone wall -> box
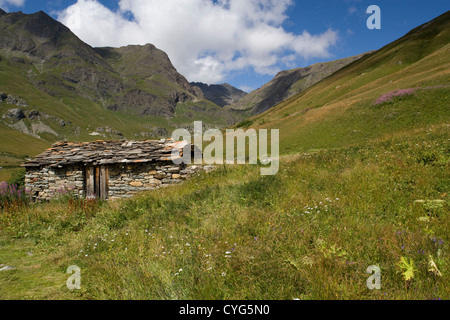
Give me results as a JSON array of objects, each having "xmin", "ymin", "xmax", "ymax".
[
  {"xmin": 25, "ymin": 162, "xmax": 210, "ymax": 201},
  {"xmin": 25, "ymin": 165, "xmax": 85, "ymax": 200},
  {"xmin": 107, "ymin": 162, "xmax": 196, "ymax": 199}
]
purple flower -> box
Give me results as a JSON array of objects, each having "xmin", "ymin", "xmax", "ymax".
[
  {"xmin": 375, "ymin": 88, "xmax": 418, "ymax": 105},
  {"xmin": 374, "ymin": 85, "xmax": 450, "ymax": 105}
]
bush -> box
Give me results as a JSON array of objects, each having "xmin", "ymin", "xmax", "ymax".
[{"xmin": 8, "ymin": 168, "xmax": 26, "ymax": 187}]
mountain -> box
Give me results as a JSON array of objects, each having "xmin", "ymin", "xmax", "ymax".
[
  {"xmin": 230, "ymin": 53, "xmax": 369, "ymax": 116},
  {"xmin": 0, "ymin": 10, "xmax": 123, "ymax": 102},
  {"xmin": 245, "ymin": 11, "xmax": 450, "ymax": 154},
  {"xmin": 190, "ymin": 82, "xmax": 247, "ymax": 107},
  {"xmin": 95, "ymin": 44, "xmax": 205, "ymax": 117},
  {"xmin": 0, "ymin": 10, "xmax": 240, "ymax": 170},
  {"xmin": 0, "ymin": 10, "xmax": 213, "ymax": 117}
]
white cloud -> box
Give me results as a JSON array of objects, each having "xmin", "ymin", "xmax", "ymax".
[
  {"xmin": 0, "ymin": 0, "xmax": 25, "ymax": 10},
  {"xmin": 348, "ymin": 6, "xmax": 357, "ymax": 16},
  {"xmin": 57, "ymin": 0, "xmax": 338, "ymax": 84},
  {"xmin": 239, "ymin": 85, "xmax": 255, "ymax": 93}
]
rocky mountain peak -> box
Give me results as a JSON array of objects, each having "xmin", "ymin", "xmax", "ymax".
[{"xmin": 22, "ymin": 10, "xmax": 70, "ymax": 41}]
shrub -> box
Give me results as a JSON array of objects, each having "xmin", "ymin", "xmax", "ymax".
[{"xmin": 8, "ymin": 168, "xmax": 26, "ymax": 187}]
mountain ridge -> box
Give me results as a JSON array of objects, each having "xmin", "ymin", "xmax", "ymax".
[
  {"xmin": 231, "ymin": 52, "xmax": 370, "ymax": 116},
  {"xmin": 190, "ymin": 82, "xmax": 247, "ymax": 107}
]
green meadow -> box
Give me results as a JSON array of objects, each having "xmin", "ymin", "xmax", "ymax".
[
  {"xmin": 0, "ymin": 121, "xmax": 448, "ymax": 299},
  {"xmin": 0, "ymin": 11, "xmax": 449, "ymax": 300}
]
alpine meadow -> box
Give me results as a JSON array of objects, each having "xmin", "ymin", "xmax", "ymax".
[{"xmin": 0, "ymin": 3, "xmax": 449, "ymax": 302}]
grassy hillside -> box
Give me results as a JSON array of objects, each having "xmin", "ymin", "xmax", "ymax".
[
  {"xmin": 0, "ymin": 12, "xmax": 449, "ymax": 300},
  {"xmin": 247, "ymin": 11, "xmax": 450, "ymax": 154}
]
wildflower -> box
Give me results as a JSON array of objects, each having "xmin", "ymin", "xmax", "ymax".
[{"xmin": 221, "ymin": 272, "xmax": 227, "ymax": 277}]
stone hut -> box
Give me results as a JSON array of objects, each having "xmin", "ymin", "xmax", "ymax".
[{"xmin": 22, "ymin": 139, "xmax": 201, "ymax": 201}]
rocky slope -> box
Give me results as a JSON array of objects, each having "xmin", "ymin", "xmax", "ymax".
[
  {"xmin": 190, "ymin": 82, "xmax": 247, "ymax": 107},
  {"xmin": 231, "ymin": 53, "xmax": 369, "ymax": 115}
]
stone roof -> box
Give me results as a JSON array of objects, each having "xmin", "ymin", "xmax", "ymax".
[{"xmin": 23, "ymin": 139, "xmax": 190, "ymax": 168}]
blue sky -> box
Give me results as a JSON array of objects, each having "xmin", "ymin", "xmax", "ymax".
[{"xmin": 1, "ymin": 0, "xmax": 449, "ymax": 92}]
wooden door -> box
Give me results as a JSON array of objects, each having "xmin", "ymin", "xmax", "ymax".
[{"xmin": 86, "ymin": 165, "xmax": 108, "ymax": 200}]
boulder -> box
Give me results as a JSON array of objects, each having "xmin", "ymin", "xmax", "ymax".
[{"xmin": 3, "ymin": 108, "xmax": 26, "ymax": 121}]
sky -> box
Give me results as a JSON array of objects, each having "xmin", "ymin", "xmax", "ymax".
[{"xmin": 1, "ymin": 0, "xmax": 449, "ymax": 92}]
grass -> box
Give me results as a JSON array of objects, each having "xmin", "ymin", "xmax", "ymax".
[
  {"xmin": 0, "ymin": 10, "xmax": 449, "ymax": 301},
  {"xmin": 0, "ymin": 123, "xmax": 448, "ymax": 300}
]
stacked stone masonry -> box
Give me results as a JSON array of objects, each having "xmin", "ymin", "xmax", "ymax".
[
  {"xmin": 25, "ymin": 163, "xmax": 208, "ymax": 201},
  {"xmin": 23, "ymin": 139, "xmax": 212, "ymax": 201}
]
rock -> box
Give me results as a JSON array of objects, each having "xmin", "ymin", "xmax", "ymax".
[
  {"xmin": 3, "ymin": 108, "xmax": 26, "ymax": 121},
  {"xmin": 28, "ymin": 110, "xmax": 40, "ymax": 120},
  {"xmin": 6, "ymin": 95, "xmax": 28, "ymax": 108},
  {"xmin": 203, "ymin": 166, "xmax": 216, "ymax": 173},
  {"xmin": 130, "ymin": 181, "xmax": 143, "ymax": 187},
  {"xmin": 162, "ymin": 179, "xmax": 182, "ymax": 185},
  {"xmin": 154, "ymin": 173, "xmax": 166, "ymax": 180},
  {"xmin": 0, "ymin": 265, "xmax": 16, "ymax": 272},
  {"xmin": 172, "ymin": 174, "xmax": 181, "ymax": 179},
  {"xmin": 148, "ymin": 178, "xmax": 162, "ymax": 186},
  {"xmin": 167, "ymin": 167, "xmax": 181, "ymax": 173}
]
